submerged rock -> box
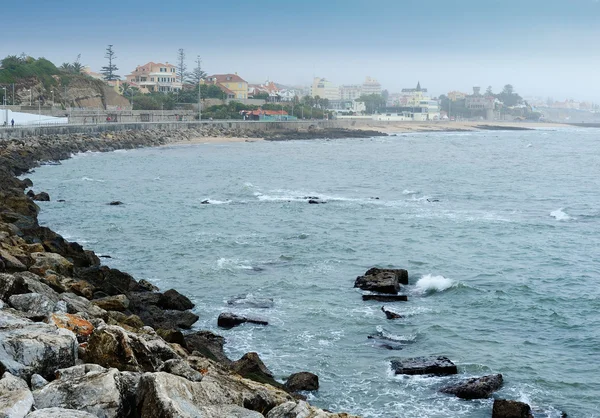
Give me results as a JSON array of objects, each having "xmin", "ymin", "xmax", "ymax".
[
  {"xmin": 227, "ymin": 294, "xmax": 274, "ymax": 309},
  {"xmin": 217, "ymin": 312, "xmax": 268, "ymax": 329},
  {"xmin": 381, "ymin": 306, "xmax": 403, "ymax": 319},
  {"xmin": 108, "ymin": 201, "xmax": 123, "ymax": 206},
  {"xmin": 390, "ymin": 356, "xmax": 458, "ymax": 376},
  {"xmin": 32, "ymin": 192, "xmax": 50, "ymax": 202},
  {"xmin": 492, "ymin": 399, "xmax": 533, "ymax": 418},
  {"xmin": 440, "ymin": 374, "xmax": 503, "ymax": 399},
  {"xmin": 184, "ymin": 330, "xmax": 230, "ymax": 365}
]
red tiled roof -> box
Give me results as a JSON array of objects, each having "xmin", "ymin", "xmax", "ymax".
[{"xmin": 207, "ymin": 73, "xmax": 247, "ymax": 83}]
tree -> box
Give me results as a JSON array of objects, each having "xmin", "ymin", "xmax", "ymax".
[
  {"xmin": 101, "ymin": 45, "xmax": 119, "ymax": 81},
  {"xmin": 497, "ymin": 84, "xmax": 522, "ymax": 107},
  {"xmin": 485, "ymin": 86, "xmax": 494, "ymax": 96},
  {"xmin": 187, "ymin": 56, "xmax": 206, "ymax": 85},
  {"xmin": 59, "ymin": 54, "xmax": 84, "ymax": 74},
  {"xmin": 502, "ymin": 84, "xmax": 514, "ymax": 96},
  {"xmin": 176, "ymin": 49, "xmax": 187, "ymax": 84}
]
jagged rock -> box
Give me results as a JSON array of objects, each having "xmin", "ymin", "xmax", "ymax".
[
  {"xmin": 364, "ymin": 268, "xmax": 409, "ymax": 285},
  {"xmin": 29, "ymin": 252, "xmax": 73, "ymax": 277},
  {"xmin": 492, "ymin": 399, "xmax": 533, "ymax": 418},
  {"xmin": 32, "ymin": 192, "xmax": 50, "ymax": 202},
  {"xmin": 227, "ymin": 294, "xmax": 274, "ymax": 309},
  {"xmin": 136, "ymin": 371, "xmax": 289, "ymax": 418},
  {"xmin": 134, "ymin": 304, "xmax": 199, "ymax": 330},
  {"xmin": 127, "ymin": 291, "xmax": 162, "ymax": 308},
  {"xmin": 30, "ymin": 373, "xmax": 48, "ymax": 390},
  {"xmin": 0, "ymin": 249, "xmax": 27, "ymax": 272},
  {"xmin": 137, "ymin": 279, "xmax": 159, "ymax": 292},
  {"xmin": 0, "ymin": 310, "xmax": 77, "ymax": 381},
  {"xmin": 355, "ymin": 271, "xmax": 400, "ymax": 294},
  {"xmin": 390, "ymin": 356, "xmax": 458, "ymax": 376},
  {"xmin": 266, "ymin": 400, "xmax": 356, "ymax": 418},
  {"xmin": 48, "ymin": 313, "xmax": 95, "ymax": 343},
  {"xmin": 381, "ymin": 306, "xmax": 402, "ymax": 319},
  {"xmin": 33, "ymin": 365, "xmax": 130, "ymax": 418},
  {"xmin": 218, "ymin": 312, "xmax": 268, "ymax": 329},
  {"xmin": 156, "ymin": 328, "xmax": 186, "ymax": 347},
  {"xmin": 232, "ymin": 352, "xmax": 282, "ymax": 389},
  {"xmin": 184, "ymin": 330, "xmax": 230, "ymax": 365},
  {"xmin": 158, "ymin": 289, "xmax": 194, "ymax": 311},
  {"xmin": 8, "ymin": 293, "xmax": 56, "ymax": 320},
  {"xmin": 0, "ymin": 372, "xmax": 34, "ymax": 417},
  {"xmin": 74, "ymin": 266, "xmax": 139, "ymax": 296},
  {"xmin": 26, "ymin": 407, "xmax": 99, "ymax": 417},
  {"xmin": 83, "ymin": 325, "xmax": 179, "ymax": 372},
  {"xmin": 0, "ymin": 272, "xmax": 60, "ymax": 304},
  {"xmin": 440, "ymin": 374, "xmax": 503, "ymax": 399},
  {"xmin": 284, "ymin": 372, "xmax": 319, "ymax": 392},
  {"xmin": 157, "ymin": 359, "xmax": 203, "ymax": 382},
  {"xmin": 362, "ymin": 294, "xmax": 407, "ymax": 302},
  {"xmin": 92, "ymin": 294, "xmax": 129, "ymax": 312},
  {"xmin": 60, "ymin": 293, "xmax": 107, "ymax": 319},
  {"xmin": 106, "ymin": 311, "xmax": 144, "ymax": 330}
]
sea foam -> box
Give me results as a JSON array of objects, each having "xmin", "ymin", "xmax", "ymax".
[
  {"xmin": 550, "ymin": 208, "xmax": 571, "ymax": 221},
  {"xmin": 415, "ymin": 274, "xmax": 456, "ymax": 293}
]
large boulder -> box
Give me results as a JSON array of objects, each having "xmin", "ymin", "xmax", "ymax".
[
  {"xmin": 48, "ymin": 313, "xmax": 95, "ymax": 343},
  {"xmin": 0, "ymin": 249, "xmax": 27, "ymax": 272},
  {"xmin": 73, "ymin": 266, "xmax": 140, "ymax": 296},
  {"xmin": 83, "ymin": 325, "xmax": 179, "ymax": 372},
  {"xmin": 29, "ymin": 252, "xmax": 73, "ymax": 277},
  {"xmin": 8, "ymin": 293, "xmax": 56, "ymax": 320},
  {"xmin": 492, "ymin": 399, "xmax": 533, "ymax": 418},
  {"xmin": 364, "ymin": 267, "xmax": 409, "ymax": 285},
  {"xmin": 218, "ymin": 312, "xmax": 268, "ymax": 329},
  {"xmin": 266, "ymin": 400, "xmax": 358, "ymax": 418},
  {"xmin": 134, "ymin": 305, "xmax": 199, "ymax": 330},
  {"xmin": 231, "ymin": 352, "xmax": 282, "ymax": 389},
  {"xmin": 440, "ymin": 374, "xmax": 503, "ymax": 399},
  {"xmin": 390, "ymin": 356, "xmax": 457, "ymax": 376},
  {"xmin": 0, "ymin": 372, "xmax": 34, "ymax": 418},
  {"xmin": 136, "ymin": 371, "xmax": 291, "ymax": 418},
  {"xmin": 33, "ymin": 365, "xmax": 133, "ymax": 418},
  {"xmin": 184, "ymin": 330, "xmax": 231, "ymax": 365},
  {"xmin": 157, "ymin": 359, "xmax": 203, "ymax": 382},
  {"xmin": 158, "ymin": 289, "xmax": 194, "ymax": 311},
  {"xmin": 354, "ymin": 271, "xmax": 400, "ymax": 294},
  {"xmin": 59, "ymin": 292, "xmax": 107, "ymax": 319},
  {"xmin": 26, "ymin": 408, "xmax": 98, "ymax": 418},
  {"xmin": 0, "ymin": 272, "xmax": 60, "ymax": 304},
  {"xmin": 284, "ymin": 372, "xmax": 319, "ymax": 392},
  {"xmin": 91, "ymin": 294, "xmax": 129, "ymax": 312},
  {"xmin": 0, "ymin": 310, "xmax": 77, "ymax": 381}
]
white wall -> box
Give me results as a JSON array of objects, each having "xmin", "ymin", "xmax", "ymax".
[{"xmin": 1, "ymin": 110, "xmax": 68, "ymax": 126}]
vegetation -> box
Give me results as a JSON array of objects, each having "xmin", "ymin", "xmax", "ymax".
[
  {"xmin": 176, "ymin": 49, "xmax": 187, "ymax": 84},
  {"xmin": 59, "ymin": 54, "xmax": 85, "ymax": 75},
  {"xmin": 356, "ymin": 94, "xmax": 386, "ymax": 114},
  {"xmin": 0, "ymin": 54, "xmax": 60, "ymax": 88},
  {"xmin": 101, "ymin": 45, "xmax": 119, "ymax": 81}
]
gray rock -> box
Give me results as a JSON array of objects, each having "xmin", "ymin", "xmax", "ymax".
[
  {"xmin": 440, "ymin": 374, "xmax": 503, "ymax": 399},
  {"xmin": 8, "ymin": 293, "xmax": 56, "ymax": 320},
  {"xmin": 184, "ymin": 330, "xmax": 231, "ymax": 365},
  {"xmin": 30, "ymin": 373, "xmax": 49, "ymax": 390},
  {"xmin": 0, "ymin": 310, "xmax": 77, "ymax": 381},
  {"xmin": 91, "ymin": 294, "xmax": 129, "ymax": 312},
  {"xmin": 284, "ymin": 372, "xmax": 319, "ymax": 392},
  {"xmin": 364, "ymin": 268, "xmax": 409, "ymax": 285},
  {"xmin": 266, "ymin": 401, "xmax": 311, "ymax": 418},
  {"xmin": 157, "ymin": 359, "xmax": 203, "ymax": 382},
  {"xmin": 29, "ymin": 252, "xmax": 73, "ymax": 277},
  {"xmin": 362, "ymin": 294, "xmax": 408, "ymax": 302},
  {"xmin": 0, "ymin": 250, "xmax": 27, "ymax": 272},
  {"xmin": 492, "ymin": 399, "xmax": 533, "ymax": 418},
  {"xmin": 354, "ymin": 271, "xmax": 400, "ymax": 294},
  {"xmin": 26, "ymin": 408, "xmax": 99, "ymax": 418},
  {"xmin": 0, "ymin": 372, "xmax": 34, "ymax": 418},
  {"xmin": 60, "ymin": 293, "xmax": 107, "ymax": 319},
  {"xmin": 390, "ymin": 356, "xmax": 458, "ymax": 376},
  {"xmin": 1, "ymin": 272, "xmax": 59, "ymax": 304},
  {"xmin": 54, "ymin": 300, "xmax": 68, "ymax": 314},
  {"xmin": 158, "ymin": 289, "xmax": 194, "ymax": 311}
]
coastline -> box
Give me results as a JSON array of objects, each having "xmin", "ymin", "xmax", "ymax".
[{"xmin": 353, "ymin": 120, "xmax": 570, "ymax": 133}]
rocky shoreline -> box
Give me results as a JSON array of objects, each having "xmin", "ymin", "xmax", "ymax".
[{"xmin": 0, "ymin": 127, "xmax": 364, "ymax": 417}]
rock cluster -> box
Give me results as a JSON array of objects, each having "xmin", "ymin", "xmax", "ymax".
[{"xmin": 0, "ymin": 130, "xmax": 356, "ymax": 417}]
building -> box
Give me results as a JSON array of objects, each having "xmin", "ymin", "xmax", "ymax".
[
  {"xmin": 240, "ymin": 109, "xmax": 297, "ymax": 121},
  {"xmin": 125, "ymin": 62, "xmax": 181, "ymax": 94},
  {"xmin": 447, "ymin": 91, "xmax": 467, "ymax": 101},
  {"xmin": 340, "ymin": 85, "xmax": 362, "ymax": 101},
  {"xmin": 362, "ymin": 77, "xmax": 382, "ymax": 96},
  {"xmin": 401, "ymin": 82, "xmax": 428, "ymax": 107},
  {"xmin": 311, "ymin": 77, "xmax": 340, "ymax": 101},
  {"xmin": 248, "ymin": 80, "xmax": 279, "ymax": 99},
  {"xmin": 205, "ymin": 74, "xmax": 249, "ymax": 100},
  {"xmin": 465, "ymin": 87, "xmax": 495, "ymax": 110}
]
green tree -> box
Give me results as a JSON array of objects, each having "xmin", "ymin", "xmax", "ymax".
[
  {"xmin": 485, "ymin": 86, "xmax": 494, "ymax": 96},
  {"xmin": 176, "ymin": 48, "xmax": 187, "ymax": 83},
  {"xmin": 101, "ymin": 45, "xmax": 119, "ymax": 81}
]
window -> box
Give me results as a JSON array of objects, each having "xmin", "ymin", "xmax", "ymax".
[
  {"xmin": 238, "ymin": 83, "xmax": 242, "ymax": 88},
  {"xmin": 151, "ymin": 78, "xmax": 154, "ymax": 81}
]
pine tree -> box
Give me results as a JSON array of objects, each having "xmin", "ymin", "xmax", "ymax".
[
  {"xmin": 177, "ymin": 49, "xmax": 187, "ymax": 84},
  {"xmin": 101, "ymin": 45, "xmax": 120, "ymax": 81}
]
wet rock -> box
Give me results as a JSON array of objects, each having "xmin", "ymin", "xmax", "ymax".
[
  {"xmin": 362, "ymin": 294, "xmax": 408, "ymax": 302},
  {"xmin": 364, "ymin": 267, "xmax": 409, "ymax": 285},
  {"xmin": 26, "ymin": 408, "xmax": 99, "ymax": 417},
  {"xmin": 108, "ymin": 201, "xmax": 123, "ymax": 206},
  {"xmin": 84, "ymin": 325, "xmax": 178, "ymax": 372},
  {"xmin": 0, "ymin": 372, "xmax": 34, "ymax": 417},
  {"xmin": 137, "ymin": 279, "xmax": 159, "ymax": 292},
  {"xmin": 48, "ymin": 313, "xmax": 95, "ymax": 343},
  {"xmin": 232, "ymin": 352, "xmax": 282, "ymax": 388},
  {"xmin": 30, "ymin": 373, "xmax": 49, "ymax": 390},
  {"xmin": 200, "ymin": 199, "xmax": 210, "ymax": 204},
  {"xmin": 29, "ymin": 252, "xmax": 73, "ymax": 277},
  {"xmin": 355, "ymin": 271, "xmax": 400, "ymax": 294},
  {"xmin": 367, "ymin": 333, "xmax": 405, "ymax": 350},
  {"xmin": 32, "ymin": 192, "xmax": 50, "ymax": 202},
  {"xmin": 33, "ymin": 365, "xmax": 129, "ymax": 418},
  {"xmin": 390, "ymin": 356, "xmax": 458, "ymax": 376},
  {"xmin": 382, "ymin": 306, "xmax": 402, "ymax": 319},
  {"xmin": 440, "ymin": 374, "xmax": 503, "ymax": 399},
  {"xmin": 492, "ymin": 399, "xmax": 533, "ymax": 418},
  {"xmin": 135, "ymin": 305, "xmax": 199, "ymax": 330},
  {"xmin": 92, "ymin": 294, "xmax": 129, "ymax": 312},
  {"xmin": 227, "ymin": 293, "xmax": 274, "ymax": 309},
  {"xmin": 8, "ymin": 292, "xmax": 56, "ymax": 320},
  {"xmin": 74, "ymin": 266, "xmax": 139, "ymax": 296},
  {"xmin": 184, "ymin": 330, "xmax": 231, "ymax": 365},
  {"xmin": 156, "ymin": 328, "xmax": 186, "ymax": 347},
  {"xmin": 218, "ymin": 312, "xmax": 268, "ymax": 329},
  {"xmin": 284, "ymin": 372, "xmax": 319, "ymax": 392},
  {"xmin": 157, "ymin": 359, "xmax": 203, "ymax": 382},
  {"xmin": 158, "ymin": 289, "xmax": 194, "ymax": 311},
  {"xmin": 308, "ymin": 199, "xmax": 325, "ymax": 204}
]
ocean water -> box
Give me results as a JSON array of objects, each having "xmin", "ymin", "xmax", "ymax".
[{"xmin": 26, "ymin": 128, "xmax": 600, "ymax": 417}]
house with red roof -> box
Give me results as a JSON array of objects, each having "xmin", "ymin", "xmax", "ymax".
[{"xmin": 204, "ymin": 73, "xmax": 248, "ymax": 100}]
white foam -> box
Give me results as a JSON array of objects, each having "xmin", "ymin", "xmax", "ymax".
[
  {"xmin": 216, "ymin": 257, "xmax": 253, "ymax": 270},
  {"xmin": 415, "ymin": 274, "xmax": 456, "ymax": 293},
  {"xmin": 81, "ymin": 177, "xmax": 105, "ymax": 182},
  {"xmin": 402, "ymin": 189, "xmax": 418, "ymax": 195},
  {"xmin": 526, "ymin": 143, "xmax": 533, "ymax": 148},
  {"xmin": 550, "ymin": 208, "xmax": 571, "ymax": 221},
  {"xmin": 204, "ymin": 199, "xmax": 229, "ymax": 205}
]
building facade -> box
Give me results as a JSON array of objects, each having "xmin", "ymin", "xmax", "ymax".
[
  {"xmin": 340, "ymin": 84, "xmax": 362, "ymax": 100},
  {"xmin": 311, "ymin": 77, "xmax": 340, "ymax": 101},
  {"xmin": 125, "ymin": 62, "xmax": 181, "ymax": 94},
  {"xmin": 362, "ymin": 77, "xmax": 382, "ymax": 96},
  {"xmin": 205, "ymin": 74, "xmax": 249, "ymax": 100}
]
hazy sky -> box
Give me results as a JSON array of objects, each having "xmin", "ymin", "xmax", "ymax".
[{"xmin": 2, "ymin": 0, "xmax": 599, "ymax": 101}]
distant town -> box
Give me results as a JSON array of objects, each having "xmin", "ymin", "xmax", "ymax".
[{"xmin": 1, "ymin": 48, "xmax": 599, "ymax": 126}]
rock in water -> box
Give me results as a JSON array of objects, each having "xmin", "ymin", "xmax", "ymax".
[
  {"xmin": 32, "ymin": 192, "xmax": 50, "ymax": 202},
  {"xmin": 364, "ymin": 268, "xmax": 409, "ymax": 285},
  {"xmin": 217, "ymin": 312, "xmax": 268, "ymax": 329},
  {"xmin": 354, "ymin": 271, "xmax": 400, "ymax": 294},
  {"xmin": 492, "ymin": 399, "xmax": 533, "ymax": 418},
  {"xmin": 440, "ymin": 374, "xmax": 503, "ymax": 399},
  {"xmin": 381, "ymin": 306, "xmax": 402, "ymax": 319},
  {"xmin": 284, "ymin": 372, "xmax": 319, "ymax": 392},
  {"xmin": 227, "ymin": 294, "xmax": 274, "ymax": 309},
  {"xmin": 390, "ymin": 356, "xmax": 458, "ymax": 376},
  {"xmin": 108, "ymin": 201, "xmax": 123, "ymax": 206}
]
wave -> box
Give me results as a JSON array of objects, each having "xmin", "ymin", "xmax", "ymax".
[
  {"xmin": 415, "ymin": 274, "xmax": 456, "ymax": 293},
  {"xmin": 81, "ymin": 177, "xmax": 105, "ymax": 182},
  {"xmin": 216, "ymin": 257, "xmax": 257, "ymax": 271},
  {"xmin": 201, "ymin": 199, "xmax": 230, "ymax": 205},
  {"xmin": 402, "ymin": 189, "xmax": 418, "ymax": 195},
  {"xmin": 550, "ymin": 208, "xmax": 571, "ymax": 221}
]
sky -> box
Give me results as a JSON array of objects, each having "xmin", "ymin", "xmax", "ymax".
[{"xmin": 2, "ymin": 0, "xmax": 599, "ymax": 101}]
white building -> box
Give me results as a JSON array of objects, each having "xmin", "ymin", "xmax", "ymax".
[
  {"xmin": 362, "ymin": 77, "xmax": 382, "ymax": 96},
  {"xmin": 340, "ymin": 84, "xmax": 362, "ymax": 100},
  {"xmin": 311, "ymin": 77, "xmax": 340, "ymax": 101}
]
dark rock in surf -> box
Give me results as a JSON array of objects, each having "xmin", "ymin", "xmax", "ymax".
[
  {"xmin": 367, "ymin": 333, "xmax": 405, "ymax": 350},
  {"xmin": 381, "ymin": 306, "xmax": 402, "ymax": 319},
  {"xmin": 108, "ymin": 201, "xmax": 123, "ymax": 206},
  {"xmin": 217, "ymin": 312, "xmax": 268, "ymax": 329},
  {"xmin": 33, "ymin": 192, "xmax": 50, "ymax": 202},
  {"xmin": 231, "ymin": 352, "xmax": 283, "ymax": 390},
  {"xmin": 492, "ymin": 399, "xmax": 533, "ymax": 418},
  {"xmin": 285, "ymin": 372, "xmax": 319, "ymax": 392},
  {"xmin": 227, "ymin": 294, "xmax": 274, "ymax": 309},
  {"xmin": 308, "ymin": 199, "xmax": 325, "ymax": 204},
  {"xmin": 57, "ymin": 199, "xmax": 66, "ymax": 203},
  {"xmin": 362, "ymin": 294, "xmax": 407, "ymax": 302},
  {"xmin": 440, "ymin": 374, "xmax": 503, "ymax": 399},
  {"xmin": 355, "ymin": 271, "xmax": 401, "ymax": 294},
  {"xmin": 200, "ymin": 200, "xmax": 210, "ymax": 204},
  {"xmin": 158, "ymin": 289, "xmax": 194, "ymax": 311},
  {"xmin": 364, "ymin": 268, "xmax": 409, "ymax": 285},
  {"xmin": 390, "ymin": 356, "xmax": 457, "ymax": 376},
  {"xmin": 26, "ymin": 190, "xmax": 35, "ymax": 198},
  {"xmin": 184, "ymin": 330, "xmax": 231, "ymax": 365},
  {"xmin": 303, "ymin": 196, "xmax": 319, "ymax": 200}
]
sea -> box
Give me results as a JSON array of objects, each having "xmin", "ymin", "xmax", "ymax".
[{"xmin": 25, "ymin": 128, "xmax": 600, "ymax": 417}]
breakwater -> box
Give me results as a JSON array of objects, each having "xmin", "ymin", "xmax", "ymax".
[{"xmin": 0, "ymin": 128, "xmax": 365, "ymax": 417}]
